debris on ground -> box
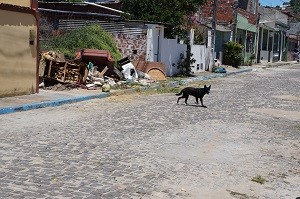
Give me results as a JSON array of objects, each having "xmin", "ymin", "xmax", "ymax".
[
  {"xmin": 102, "ymin": 83, "xmax": 111, "ymax": 92},
  {"xmin": 132, "ymin": 60, "xmax": 167, "ymax": 81},
  {"xmin": 39, "ymin": 50, "xmax": 156, "ymax": 92}
]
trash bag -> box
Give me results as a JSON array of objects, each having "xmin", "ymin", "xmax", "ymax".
[{"xmin": 214, "ymin": 67, "xmax": 226, "ymax": 73}]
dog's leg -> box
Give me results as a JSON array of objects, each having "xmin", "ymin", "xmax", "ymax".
[
  {"xmin": 184, "ymin": 95, "xmax": 189, "ymax": 104},
  {"xmin": 177, "ymin": 96, "xmax": 184, "ymax": 104},
  {"xmin": 200, "ymin": 98, "xmax": 207, "ymax": 108},
  {"xmin": 195, "ymin": 97, "xmax": 199, "ymax": 104}
]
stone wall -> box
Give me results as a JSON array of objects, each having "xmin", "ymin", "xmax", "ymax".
[{"xmin": 114, "ymin": 33, "xmax": 147, "ymax": 61}]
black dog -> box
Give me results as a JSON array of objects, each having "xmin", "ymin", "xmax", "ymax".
[{"xmin": 176, "ymin": 85, "xmax": 211, "ymax": 107}]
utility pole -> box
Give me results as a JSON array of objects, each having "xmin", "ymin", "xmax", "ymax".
[
  {"xmin": 232, "ymin": 0, "xmax": 239, "ymax": 42},
  {"xmin": 210, "ymin": 0, "xmax": 218, "ymax": 71}
]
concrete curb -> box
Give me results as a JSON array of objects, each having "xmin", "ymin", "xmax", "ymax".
[
  {"xmin": 0, "ymin": 68, "xmax": 254, "ymax": 115},
  {"xmin": 184, "ymin": 68, "xmax": 253, "ymax": 83},
  {"xmin": 0, "ymin": 92, "xmax": 110, "ymax": 115},
  {"xmin": 255, "ymin": 61, "xmax": 296, "ymax": 69}
]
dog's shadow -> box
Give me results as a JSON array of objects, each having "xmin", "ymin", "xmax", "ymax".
[{"xmin": 177, "ymin": 104, "xmax": 207, "ymax": 108}]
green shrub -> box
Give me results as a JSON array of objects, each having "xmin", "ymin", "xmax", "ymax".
[
  {"xmin": 246, "ymin": 53, "xmax": 256, "ymax": 66},
  {"xmin": 173, "ymin": 42, "xmax": 196, "ymax": 76},
  {"xmin": 41, "ymin": 25, "xmax": 122, "ymax": 62},
  {"xmin": 223, "ymin": 41, "xmax": 243, "ymax": 68}
]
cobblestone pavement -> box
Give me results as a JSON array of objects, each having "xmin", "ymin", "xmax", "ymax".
[{"xmin": 0, "ymin": 64, "xmax": 299, "ymax": 199}]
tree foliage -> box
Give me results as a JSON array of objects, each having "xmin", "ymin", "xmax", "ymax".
[
  {"xmin": 121, "ymin": 0, "xmax": 206, "ymax": 28},
  {"xmin": 290, "ymin": 0, "xmax": 300, "ymax": 13}
]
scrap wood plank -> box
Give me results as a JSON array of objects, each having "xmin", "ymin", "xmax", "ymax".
[
  {"xmin": 98, "ymin": 66, "xmax": 108, "ymax": 77},
  {"xmin": 62, "ymin": 62, "xmax": 67, "ymax": 81}
]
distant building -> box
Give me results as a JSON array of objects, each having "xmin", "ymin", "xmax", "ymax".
[
  {"xmin": 281, "ymin": 2, "xmax": 290, "ymax": 10},
  {"xmin": 257, "ymin": 6, "xmax": 289, "ymax": 62},
  {"xmin": 200, "ymin": 0, "xmax": 259, "ymax": 64}
]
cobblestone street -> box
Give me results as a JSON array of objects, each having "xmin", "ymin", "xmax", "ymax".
[{"xmin": 0, "ymin": 64, "xmax": 299, "ymax": 199}]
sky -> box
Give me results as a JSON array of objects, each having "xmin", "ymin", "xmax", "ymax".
[{"xmin": 259, "ymin": 0, "xmax": 289, "ymax": 7}]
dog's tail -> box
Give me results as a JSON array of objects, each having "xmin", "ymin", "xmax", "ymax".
[{"xmin": 175, "ymin": 90, "xmax": 183, "ymax": 96}]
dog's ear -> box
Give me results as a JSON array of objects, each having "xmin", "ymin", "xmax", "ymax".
[
  {"xmin": 208, "ymin": 85, "xmax": 211, "ymax": 89},
  {"xmin": 204, "ymin": 84, "xmax": 207, "ymax": 88}
]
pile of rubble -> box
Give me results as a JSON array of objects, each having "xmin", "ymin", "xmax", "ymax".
[{"xmin": 39, "ymin": 49, "xmax": 157, "ymax": 92}]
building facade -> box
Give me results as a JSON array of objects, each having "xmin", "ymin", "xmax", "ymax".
[
  {"xmin": 0, "ymin": 0, "xmax": 39, "ymax": 97},
  {"xmin": 199, "ymin": 0, "xmax": 259, "ymax": 64},
  {"xmin": 257, "ymin": 7, "xmax": 289, "ymax": 63}
]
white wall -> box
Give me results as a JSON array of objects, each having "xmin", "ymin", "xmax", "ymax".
[
  {"xmin": 146, "ymin": 25, "xmax": 211, "ymax": 76},
  {"xmin": 160, "ymin": 38, "xmax": 186, "ymax": 76},
  {"xmin": 146, "ymin": 24, "xmax": 187, "ymax": 76},
  {"xmin": 146, "ymin": 27, "xmax": 154, "ymax": 62},
  {"xmin": 191, "ymin": 45, "xmax": 208, "ymax": 73},
  {"xmin": 146, "ymin": 24, "xmax": 163, "ymax": 62},
  {"xmin": 260, "ymin": 50, "xmax": 273, "ymax": 62},
  {"xmin": 152, "ymin": 26, "xmax": 161, "ymax": 62}
]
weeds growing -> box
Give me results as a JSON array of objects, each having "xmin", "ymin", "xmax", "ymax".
[{"xmin": 251, "ymin": 175, "xmax": 267, "ymax": 184}]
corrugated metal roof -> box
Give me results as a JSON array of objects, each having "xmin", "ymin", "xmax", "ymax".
[{"xmin": 59, "ymin": 19, "xmax": 147, "ymax": 35}]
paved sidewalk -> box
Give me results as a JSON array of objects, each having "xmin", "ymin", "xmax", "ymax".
[
  {"xmin": 0, "ymin": 89, "xmax": 110, "ymax": 115},
  {"xmin": 0, "ymin": 61, "xmax": 295, "ymax": 115}
]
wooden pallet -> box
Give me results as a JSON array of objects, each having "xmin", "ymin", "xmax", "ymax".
[{"xmin": 45, "ymin": 60, "xmax": 86, "ymax": 84}]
